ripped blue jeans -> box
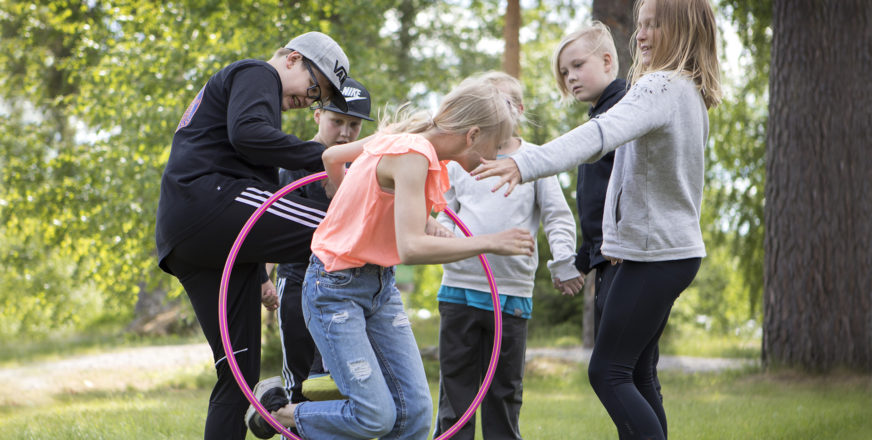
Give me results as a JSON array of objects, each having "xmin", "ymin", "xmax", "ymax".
[{"xmin": 294, "ymin": 255, "xmax": 432, "ymax": 439}]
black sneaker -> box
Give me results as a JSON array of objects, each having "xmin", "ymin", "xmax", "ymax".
[{"xmin": 245, "ymin": 376, "xmax": 290, "ymax": 439}]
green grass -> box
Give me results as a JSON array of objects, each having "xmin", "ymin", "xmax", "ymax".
[
  {"xmin": 2, "ymin": 359, "xmax": 870, "ymax": 440},
  {"xmin": 4, "ymin": 322, "xmax": 867, "ymax": 439}
]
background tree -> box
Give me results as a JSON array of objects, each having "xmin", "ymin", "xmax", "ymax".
[
  {"xmin": 503, "ymin": 0, "xmax": 521, "ymax": 78},
  {"xmin": 764, "ymin": 0, "xmax": 872, "ymax": 371},
  {"xmin": 592, "ymin": 0, "xmax": 635, "ymax": 80}
]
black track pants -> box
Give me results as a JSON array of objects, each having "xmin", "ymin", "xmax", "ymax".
[{"xmin": 165, "ymin": 187, "xmax": 328, "ymax": 440}]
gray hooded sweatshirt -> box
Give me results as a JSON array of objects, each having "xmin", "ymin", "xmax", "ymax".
[{"xmin": 512, "ymin": 71, "xmax": 708, "ymax": 262}]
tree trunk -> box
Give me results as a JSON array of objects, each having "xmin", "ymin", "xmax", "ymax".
[
  {"xmin": 583, "ymin": 0, "xmax": 635, "ymax": 345},
  {"xmin": 582, "ymin": 269, "xmax": 596, "ymax": 348},
  {"xmin": 503, "ymin": 0, "xmax": 521, "ymax": 78},
  {"xmin": 764, "ymin": 0, "xmax": 872, "ymax": 371},
  {"xmin": 592, "ymin": 0, "xmax": 635, "ymax": 80}
]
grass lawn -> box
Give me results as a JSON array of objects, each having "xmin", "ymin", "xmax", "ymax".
[
  {"xmin": 2, "ymin": 355, "xmax": 870, "ymax": 439},
  {"xmin": 2, "ymin": 319, "xmax": 869, "ymax": 439}
]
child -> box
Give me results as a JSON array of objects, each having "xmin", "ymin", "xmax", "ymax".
[
  {"xmin": 472, "ymin": 0, "xmax": 722, "ymax": 438},
  {"xmin": 269, "ymin": 77, "xmax": 375, "ymax": 409},
  {"xmin": 553, "ymin": 22, "xmax": 627, "ymax": 337},
  {"xmin": 154, "ymin": 32, "xmax": 350, "ymax": 440},
  {"xmin": 246, "ymin": 76, "xmax": 536, "ymax": 439},
  {"xmin": 432, "ymin": 71, "xmax": 583, "ymax": 440}
]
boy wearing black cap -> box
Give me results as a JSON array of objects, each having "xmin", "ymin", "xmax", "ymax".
[
  {"xmin": 155, "ymin": 32, "xmax": 350, "ymax": 440},
  {"xmin": 261, "ymin": 78, "xmax": 375, "ymax": 414}
]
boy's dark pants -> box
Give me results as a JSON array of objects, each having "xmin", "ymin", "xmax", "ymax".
[
  {"xmin": 164, "ymin": 189, "xmax": 327, "ymax": 440},
  {"xmin": 276, "ymin": 276, "xmax": 322, "ymax": 403},
  {"xmin": 434, "ymin": 301, "xmax": 528, "ymax": 440}
]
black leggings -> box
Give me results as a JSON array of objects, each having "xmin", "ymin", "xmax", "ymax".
[{"xmin": 588, "ymin": 258, "xmax": 700, "ymax": 440}]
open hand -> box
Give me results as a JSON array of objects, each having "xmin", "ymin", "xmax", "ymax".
[{"xmin": 470, "ymin": 157, "xmax": 522, "ymax": 196}]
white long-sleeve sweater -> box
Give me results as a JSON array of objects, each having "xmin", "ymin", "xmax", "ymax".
[
  {"xmin": 512, "ymin": 72, "xmax": 709, "ymax": 262},
  {"xmin": 437, "ymin": 141, "xmax": 580, "ymax": 298}
]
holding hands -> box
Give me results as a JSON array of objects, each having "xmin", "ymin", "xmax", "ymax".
[
  {"xmin": 260, "ymin": 278, "xmax": 278, "ymax": 311},
  {"xmin": 553, "ymin": 276, "xmax": 584, "ymax": 296}
]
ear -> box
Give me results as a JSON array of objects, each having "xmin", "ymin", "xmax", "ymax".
[
  {"xmin": 286, "ymin": 51, "xmax": 303, "ymax": 69},
  {"xmin": 466, "ymin": 126, "xmax": 481, "ymax": 147},
  {"xmin": 313, "ymin": 109, "xmax": 322, "ymax": 124},
  {"xmin": 602, "ymin": 52, "xmax": 613, "ymax": 74}
]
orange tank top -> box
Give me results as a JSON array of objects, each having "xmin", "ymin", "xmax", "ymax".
[{"xmin": 311, "ymin": 133, "xmax": 450, "ymax": 271}]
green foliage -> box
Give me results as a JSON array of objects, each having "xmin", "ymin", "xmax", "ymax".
[
  {"xmin": 702, "ymin": 0, "xmax": 772, "ymax": 313},
  {"xmin": 0, "ymin": 0, "xmax": 771, "ymax": 339}
]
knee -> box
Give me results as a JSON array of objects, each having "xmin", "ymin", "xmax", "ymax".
[
  {"xmin": 588, "ymin": 353, "xmax": 630, "ymax": 392},
  {"xmin": 397, "ymin": 393, "xmax": 433, "ymax": 438},
  {"xmin": 356, "ymin": 404, "xmax": 397, "ymax": 438},
  {"xmin": 406, "ymin": 393, "xmax": 433, "ymax": 425},
  {"xmin": 588, "ymin": 355, "xmax": 608, "ymax": 390}
]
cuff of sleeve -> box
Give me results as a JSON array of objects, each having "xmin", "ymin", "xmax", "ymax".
[
  {"xmin": 548, "ymin": 258, "xmax": 583, "ymax": 282},
  {"xmin": 259, "ymin": 265, "xmax": 269, "ymax": 284}
]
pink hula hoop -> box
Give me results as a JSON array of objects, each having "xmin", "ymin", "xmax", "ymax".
[{"xmin": 218, "ymin": 171, "xmax": 502, "ymax": 439}]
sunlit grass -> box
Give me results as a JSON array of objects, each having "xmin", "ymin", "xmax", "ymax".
[{"xmin": 3, "ymin": 358, "xmax": 869, "ymax": 440}]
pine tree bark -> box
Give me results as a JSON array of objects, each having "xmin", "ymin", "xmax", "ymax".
[{"xmin": 764, "ymin": 0, "xmax": 872, "ymax": 371}]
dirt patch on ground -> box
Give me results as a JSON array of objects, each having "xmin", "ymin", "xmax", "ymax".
[{"xmin": 0, "ymin": 343, "xmax": 212, "ymax": 406}]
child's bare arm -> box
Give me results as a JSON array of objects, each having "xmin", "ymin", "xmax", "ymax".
[
  {"xmin": 382, "ymin": 153, "xmax": 535, "ymax": 265},
  {"xmin": 322, "ymin": 135, "xmax": 375, "ymax": 195}
]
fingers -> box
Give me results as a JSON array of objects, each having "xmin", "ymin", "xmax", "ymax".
[
  {"xmin": 495, "ymin": 177, "xmax": 519, "ymax": 197},
  {"xmin": 470, "ymin": 158, "xmax": 521, "ymax": 196},
  {"xmin": 604, "ymin": 255, "xmax": 623, "ymax": 265}
]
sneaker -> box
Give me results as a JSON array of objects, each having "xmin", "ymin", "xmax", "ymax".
[
  {"xmin": 301, "ymin": 373, "xmax": 347, "ymax": 401},
  {"xmin": 245, "ymin": 376, "xmax": 289, "ymax": 439}
]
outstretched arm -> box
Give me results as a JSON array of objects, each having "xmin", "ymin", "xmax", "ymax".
[{"xmin": 473, "ymin": 73, "xmax": 677, "ymax": 195}]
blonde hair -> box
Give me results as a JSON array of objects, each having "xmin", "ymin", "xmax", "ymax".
[
  {"xmin": 551, "ymin": 21, "xmax": 620, "ymax": 99},
  {"xmin": 380, "ymin": 76, "xmax": 518, "ymax": 146},
  {"xmin": 628, "ymin": 0, "xmax": 722, "ymax": 108},
  {"xmin": 477, "ymin": 71, "xmax": 524, "ymax": 112}
]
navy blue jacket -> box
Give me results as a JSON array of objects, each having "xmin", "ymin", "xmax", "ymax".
[{"xmin": 575, "ymin": 78, "xmax": 628, "ymax": 273}]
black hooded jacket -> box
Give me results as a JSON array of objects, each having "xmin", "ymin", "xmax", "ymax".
[{"xmin": 574, "ymin": 78, "xmax": 628, "ymax": 273}]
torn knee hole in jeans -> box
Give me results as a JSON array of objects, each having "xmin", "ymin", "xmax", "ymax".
[
  {"xmin": 347, "ymin": 359, "xmax": 372, "ymax": 381},
  {"xmin": 331, "ymin": 311, "xmax": 349, "ymax": 324},
  {"xmin": 392, "ymin": 312, "xmax": 410, "ymax": 328}
]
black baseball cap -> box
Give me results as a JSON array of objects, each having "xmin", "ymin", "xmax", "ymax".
[{"xmin": 322, "ymin": 77, "xmax": 374, "ymax": 121}]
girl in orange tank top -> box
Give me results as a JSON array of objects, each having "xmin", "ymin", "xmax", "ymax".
[{"xmin": 247, "ymin": 75, "xmax": 538, "ymax": 440}]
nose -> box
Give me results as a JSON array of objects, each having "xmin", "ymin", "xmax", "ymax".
[
  {"xmin": 339, "ymin": 124, "xmax": 352, "ymax": 138},
  {"xmin": 566, "ymin": 70, "xmax": 578, "ymax": 84},
  {"xmin": 636, "ymin": 27, "xmax": 647, "ymax": 43}
]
